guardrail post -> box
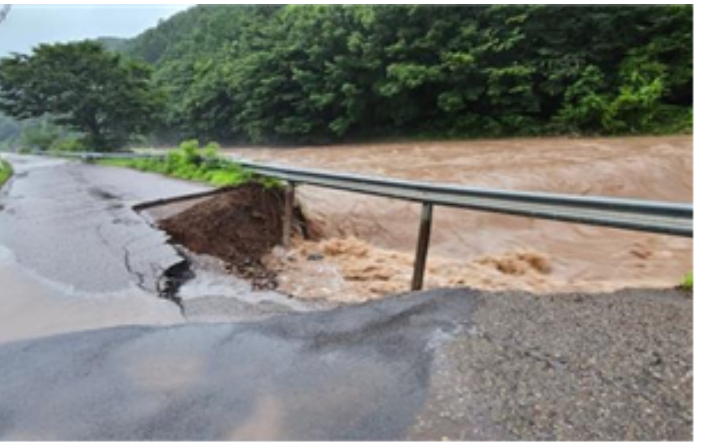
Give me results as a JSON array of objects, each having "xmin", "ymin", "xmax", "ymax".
[
  {"xmin": 411, "ymin": 202, "xmax": 434, "ymax": 291},
  {"xmin": 282, "ymin": 181, "xmax": 295, "ymax": 248}
]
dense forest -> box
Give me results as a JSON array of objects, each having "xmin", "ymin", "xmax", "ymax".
[{"xmin": 0, "ymin": 5, "xmax": 694, "ymax": 149}]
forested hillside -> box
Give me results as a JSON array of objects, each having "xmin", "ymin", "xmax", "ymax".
[
  {"xmin": 117, "ymin": 5, "xmax": 692, "ymax": 145},
  {"xmin": 1, "ymin": 5, "xmax": 694, "ymax": 149}
]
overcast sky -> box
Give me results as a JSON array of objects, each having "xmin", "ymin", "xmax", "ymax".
[{"xmin": 0, "ymin": 4, "xmax": 191, "ymax": 57}]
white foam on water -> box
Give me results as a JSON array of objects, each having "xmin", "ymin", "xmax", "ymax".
[{"xmin": 178, "ymin": 267, "xmax": 312, "ymax": 312}]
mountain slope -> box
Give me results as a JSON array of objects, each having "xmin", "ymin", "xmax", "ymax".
[{"xmin": 112, "ymin": 5, "xmax": 694, "ymax": 144}]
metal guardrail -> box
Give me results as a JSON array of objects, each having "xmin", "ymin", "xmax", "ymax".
[
  {"xmin": 238, "ymin": 160, "xmax": 692, "ymax": 237},
  {"xmin": 238, "ymin": 159, "xmax": 692, "ymax": 291},
  {"xmin": 52, "ymin": 151, "xmax": 160, "ymax": 160},
  {"xmin": 33, "ymin": 150, "xmax": 693, "ymax": 290}
]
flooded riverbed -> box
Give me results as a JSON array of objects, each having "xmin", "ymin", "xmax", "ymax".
[{"xmin": 226, "ymin": 136, "xmax": 692, "ymax": 300}]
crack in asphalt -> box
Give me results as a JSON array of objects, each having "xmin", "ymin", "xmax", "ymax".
[
  {"xmin": 120, "ymin": 243, "xmax": 150, "ymax": 293},
  {"xmin": 103, "ymin": 191, "xmax": 195, "ymax": 317},
  {"xmin": 156, "ymin": 256, "xmax": 195, "ymax": 318},
  {"xmin": 93, "ymin": 205, "xmax": 192, "ymax": 313},
  {"xmin": 93, "ymin": 223, "xmax": 149, "ymax": 293}
]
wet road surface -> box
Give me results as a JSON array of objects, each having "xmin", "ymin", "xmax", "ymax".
[
  {"xmin": 0, "ymin": 289, "xmax": 475, "ymax": 440},
  {"xmin": 0, "ymin": 288, "xmax": 691, "ymax": 440},
  {"xmin": 0, "ymin": 155, "xmax": 325, "ymax": 342},
  {"xmin": 0, "ymin": 155, "xmax": 210, "ymax": 293},
  {"xmin": 0, "ymin": 155, "xmax": 211, "ymax": 342}
]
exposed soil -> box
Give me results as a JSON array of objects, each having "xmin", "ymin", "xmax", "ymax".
[{"xmin": 159, "ymin": 183, "xmax": 289, "ymax": 290}]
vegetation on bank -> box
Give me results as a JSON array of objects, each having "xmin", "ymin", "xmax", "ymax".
[
  {"xmin": 96, "ymin": 140, "xmax": 277, "ymax": 188},
  {"xmin": 0, "ymin": 5, "xmax": 694, "ymax": 150},
  {"xmin": 0, "ymin": 159, "xmax": 12, "ymax": 188},
  {"xmin": 679, "ymin": 272, "xmax": 693, "ymax": 292}
]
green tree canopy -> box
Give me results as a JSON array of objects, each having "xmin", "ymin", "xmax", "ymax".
[
  {"xmin": 114, "ymin": 5, "xmax": 690, "ymax": 145},
  {"xmin": 0, "ymin": 41, "xmax": 162, "ymax": 150}
]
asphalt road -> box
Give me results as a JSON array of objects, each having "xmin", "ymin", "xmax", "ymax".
[
  {"xmin": 0, "ymin": 155, "xmax": 323, "ymax": 339},
  {"xmin": 0, "ymin": 155, "xmax": 213, "ymax": 342},
  {"xmin": 0, "ymin": 155, "xmax": 210, "ymax": 293},
  {"xmin": 0, "ymin": 287, "xmax": 692, "ymax": 440},
  {"xmin": 0, "ymin": 155, "xmax": 693, "ymax": 440}
]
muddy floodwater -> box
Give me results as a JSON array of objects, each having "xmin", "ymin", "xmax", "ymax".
[{"xmin": 226, "ymin": 135, "xmax": 692, "ymax": 301}]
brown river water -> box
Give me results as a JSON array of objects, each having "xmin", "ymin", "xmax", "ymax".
[{"xmin": 225, "ymin": 136, "xmax": 692, "ymax": 302}]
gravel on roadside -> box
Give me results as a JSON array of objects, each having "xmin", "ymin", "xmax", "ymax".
[{"xmin": 411, "ymin": 288, "xmax": 692, "ymax": 440}]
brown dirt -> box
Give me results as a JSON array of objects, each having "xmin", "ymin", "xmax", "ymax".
[{"xmin": 159, "ymin": 183, "xmax": 286, "ymax": 290}]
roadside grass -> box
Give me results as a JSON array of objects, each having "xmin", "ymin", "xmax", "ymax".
[
  {"xmin": 679, "ymin": 272, "xmax": 693, "ymax": 292},
  {"xmin": 95, "ymin": 140, "xmax": 280, "ymax": 188},
  {"xmin": 0, "ymin": 159, "xmax": 13, "ymax": 188}
]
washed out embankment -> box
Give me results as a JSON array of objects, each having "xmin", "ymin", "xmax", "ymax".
[
  {"xmin": 154, "ymin": 184, "xmax": 615, "ymax": 304},
  {"xmin": 157, "ymin": 136, "xmax": 692, "ymax": 302},
  {"xmin": 224, "ymin": 135, "xmax": 693, "ymax": 300},
  {"xmin": 158, "ymin": 182, "xmax": 310, "ymax": 292}
]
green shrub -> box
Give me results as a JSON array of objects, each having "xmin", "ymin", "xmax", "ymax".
[
  {"xmin": 50, "ymin": 137, "xmax": 86, "ymax": 152},
  {"xmin": 207, "ymin": 170, "xmax": 243, "ymax": 186},
  {"xmin": 95, "ymin": 158, "xmax": 133, "ymax": 168},
  {"xmin": 96, "ymin": 140, "xmax": 266, "ymax": 189},
  {"xmin": 679, "ymin": 272, "xmax": 693, "ymax": 291},
  {"xmin": 0, "ymin": 159, "xmax": 13, "ymax": 187}
]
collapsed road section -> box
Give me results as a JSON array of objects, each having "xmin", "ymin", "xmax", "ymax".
[
  {"xmin": 0, "ymin": 156, "xmax": 283, "ymax": 342},
  {"xmin": 0, "ymin": 155, "xmax": 210, "ymax": 294},
  {"xmin": 157, "ymin": 182, "xmax": 290, "ymax": 291}
]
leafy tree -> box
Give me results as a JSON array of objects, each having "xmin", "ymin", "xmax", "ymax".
[
  {"xmin": 0, "ymin": 41, "xmax": 163, "ymax": 150},
  {"xmin": 112, "ymin": 5, "xmax": 693, "ymax": 144}
]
